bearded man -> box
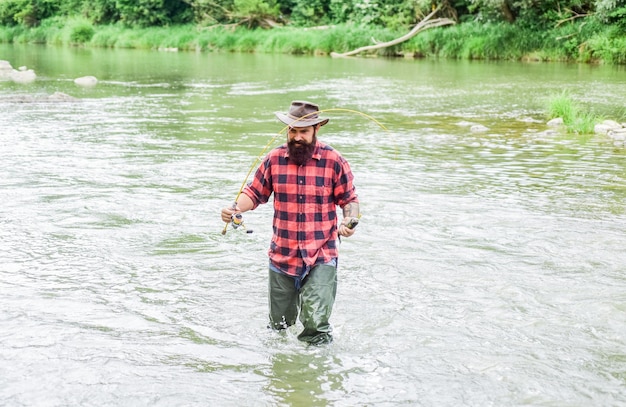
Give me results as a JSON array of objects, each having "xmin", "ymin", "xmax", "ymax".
[{"xmin": 221, "ymin": 100, "xmax": 360, "ymax": 345}]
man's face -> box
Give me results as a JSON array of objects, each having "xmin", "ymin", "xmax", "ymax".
[
  {"xmin": 287, "ymin": 125, "xmax": 318, "ymax": 165},
  {"xmin": 287, "ymin": 125, "xmax": 317, "ymax": 145}
]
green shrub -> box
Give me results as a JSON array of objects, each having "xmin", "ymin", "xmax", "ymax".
[
  {"xmin": 136, "ymin": 27, "xmax": 168, "ymax": 48},
  {"xmin": 68, "ymin": 20, "xmax": 95, "ymax": 43},
  {"xmin": 586, "ymin": 27, "xmax": 626, "ymax": 64},
  {"xmin": 171, "ymin": 32, "xmax": 196, "ymax": 49},
  {"xmin": 90, "ymin": 25, "xmax": 121, "ymax": 47}
]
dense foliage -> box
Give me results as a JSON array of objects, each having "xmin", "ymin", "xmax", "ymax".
[
  {"xmin": 1, "ymin": 0, "xmax": 626, "ymax": 63},
  {"xmin": 1, "ymin": 0, "xmax": 625, "ymax": 29}
]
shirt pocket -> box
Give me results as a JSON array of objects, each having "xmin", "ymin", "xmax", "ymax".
[{"xmin": 303, "ymin": 182, "xmax": 333, "ymax": 211}]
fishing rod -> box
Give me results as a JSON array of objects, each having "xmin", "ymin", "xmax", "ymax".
[{"xmin": 222, "ymin": 107, "xmax": 390, "ymax": 235}]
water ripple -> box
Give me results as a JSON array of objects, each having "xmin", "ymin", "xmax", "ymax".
[{"xmin": 1, "ymin": 53, "xmax": 626, "ymax": 406}]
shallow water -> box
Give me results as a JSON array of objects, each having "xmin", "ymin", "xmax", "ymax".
[{"xmin": 1, "ymin": 44, "xmax": 625, "ymax": 406}]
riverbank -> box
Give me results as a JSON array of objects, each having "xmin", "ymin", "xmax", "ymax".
[{"xmin": 1, "ymin": 16, "xmax": 626, "ymax": 64}]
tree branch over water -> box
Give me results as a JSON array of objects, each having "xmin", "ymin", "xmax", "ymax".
[{"xmin": 330, "ymin": 9, "xmax": 455, "ymax": 58}]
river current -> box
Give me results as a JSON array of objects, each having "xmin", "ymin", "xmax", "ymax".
[{"xmin": 1, "ymin": 45, "xmax": 625, "ymax": 406}]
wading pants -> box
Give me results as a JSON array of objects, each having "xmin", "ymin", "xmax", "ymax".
[{"xmin": 268, "ymin": 264, "xmax": 337, "ymax": 345}]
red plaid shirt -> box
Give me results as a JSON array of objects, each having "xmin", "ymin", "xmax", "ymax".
[{"xmin": 242, "ymin": 141, "xmax": 358, "ymax": 277}]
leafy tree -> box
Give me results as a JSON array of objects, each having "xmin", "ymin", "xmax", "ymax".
[
  {"xmin": 114, "ymin": 0, "xmax": 192, "ymax": 26},
  {"xmin": 0, "ymin": 0, "xmax": 59, "ymax": 26},
  {"xmin": 84, "ymin": 0, "xmax": 121, "ymax": 25},
  {"xmin": 0, "ymin": 0, "xmax": 24, "ymax": 25},
  {"xmin": 328, "ymin": 0, "xmax": 423, "ymax": 28},
  {"xmin": 465, "ymin": 0, "xmax": 594, "ymax": 25},
  {"xmin": 182, "ymin": 0, "xmax": 234, "ymax": 25},
  {"xmin": 287, "ymin": 0, "xmax": 332, "ymax": 26},
  {"xmin": 596, "ymin": 0, "xmax": 626, "ymax": 28},
  {"xmin": 231, "ymin": 0, "xmax": 280, "ymax": 27}
]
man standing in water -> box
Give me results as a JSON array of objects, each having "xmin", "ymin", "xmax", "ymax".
[{"xmin": 221, "ymin": 101, "xmax": 360, "ymax": 345}]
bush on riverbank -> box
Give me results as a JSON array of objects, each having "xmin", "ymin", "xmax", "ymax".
[
  {"xmin": 1, "ymin": 16, "xmax": 625, "ymax": 64},
  {"xmin": 0, "ymin": 20, "xmax": 408, "ymax": 55}
]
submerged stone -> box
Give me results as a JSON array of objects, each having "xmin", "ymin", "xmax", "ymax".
[
  {"xmin": 74, "ymin": 76, "xmax": 98, "ymax": 87},
  {"xmin": 0, "ymin": 92, "xmax": 79, "ymax": 103}
]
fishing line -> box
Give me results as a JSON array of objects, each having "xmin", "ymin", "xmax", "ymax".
[{"xmin": 222, "ymin": 107, "xmax": 391, "ymax": 235}]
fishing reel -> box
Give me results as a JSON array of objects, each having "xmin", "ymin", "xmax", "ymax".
[
  {"xmin": 345, "ymin": 214, "xmax": 362, "ymax": 230},
  {"xmin": 346, "ymin": 217, "xmax": 359, "ymax": 229},
  {"xmin": 221, "ymin": 202, "xmax": 254, "ymax": 235},
  {"xmin": 230, "ymin": 213, "xmax": 253, "ymax": 233}
]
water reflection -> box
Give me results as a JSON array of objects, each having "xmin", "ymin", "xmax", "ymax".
[{"xmin": 265, "ymin": 351, "xmax": 345, "ymax": 406}]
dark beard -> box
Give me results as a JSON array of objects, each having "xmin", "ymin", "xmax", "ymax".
[{"xmin": 288, "ymin": 135, "xmax": 316, "ymax": 166}]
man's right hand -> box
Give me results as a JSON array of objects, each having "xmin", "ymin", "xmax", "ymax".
[{"xmin": 221, "ymin": 205, "xmax": 239, "ymax": 223}]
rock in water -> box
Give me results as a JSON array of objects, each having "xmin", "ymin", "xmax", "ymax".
[
  {"xmin": 470, "ymin": 124, "xmax": 489, "ymax": 133},
  {"xmin": 9, "ymin": 66, "xmax": 36, "ymax": 84},
  {"xmin": 0, "ymin": 60, "xmax": 14, "ymax": 80},
  {"xmin": 74, "ymin": 76, "xmax": 98, "ymax": 87},
  {"xmin": 48, "ymin": 92, "xmax": 79, "ymax": 102},
  {"xmin": 547, "ymin": 117, "xmax": 564, "ymax": 127}
]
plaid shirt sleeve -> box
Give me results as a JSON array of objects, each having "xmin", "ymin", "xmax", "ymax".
[{"xmin": 242, "ymin": 143, "xmax": 358, "ymax": 277}]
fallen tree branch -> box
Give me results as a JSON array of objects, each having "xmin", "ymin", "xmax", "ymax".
[
  {"xmin": 330, "ymin": 9, "xmax": 455, "ymax": 58},
  {"xmin": 555, "ymin": 9, "xmax": 590, "ymax": 27},
  {"xmin": 555, "ymin": 33, "xmax": 577, "ymax": 41}
]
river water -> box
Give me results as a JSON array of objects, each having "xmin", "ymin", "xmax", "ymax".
[{"xmin": 1, "ymin": 44, "xmax": 625, "ymax": 406}]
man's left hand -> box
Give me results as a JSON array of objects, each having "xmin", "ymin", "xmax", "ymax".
[{"xmin": 338, "ymin": 217, "xmax": 358, "ymax": 237}]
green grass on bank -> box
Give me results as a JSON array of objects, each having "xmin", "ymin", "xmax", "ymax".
[
  {"xmin": 1, "ymin": 16, "xmax": 626, "ymax": 64},
  {"xmin": 547, "ymin": 92, "xmax": 602, "ymax": 135}
]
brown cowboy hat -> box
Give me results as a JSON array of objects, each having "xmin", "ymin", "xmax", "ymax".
[{"xmin": 275, "ymin": 101, "xmax": 330, "ymax": 128}]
